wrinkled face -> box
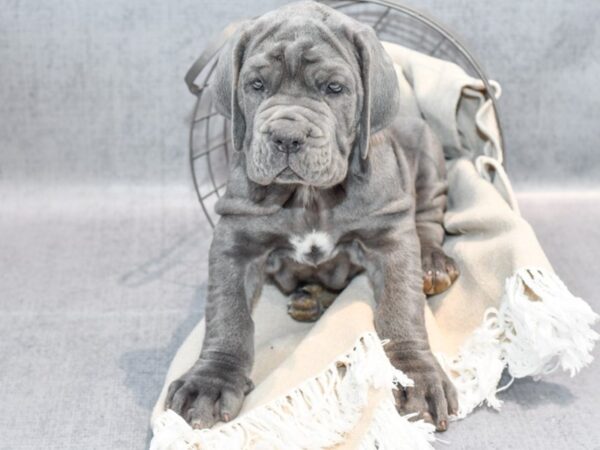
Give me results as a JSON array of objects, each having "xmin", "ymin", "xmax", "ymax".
[{"xmin": 238, "ymin": 23, "xmax": 361, "ymax": 187}]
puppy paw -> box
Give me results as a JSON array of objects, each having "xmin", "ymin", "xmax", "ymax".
[
  {"xmin": 421, "ymin": 246, "xmax": 459, "ymax": 295},
  {"xmin": 386, "ymin": 343, "xmax": 458, "ymax": 432},
  {"xmin": 165, "ymin": 358, "xmax": 253, "ymax": 428},
  {"xmin": 287, "ymin": 284, "xmax": 337, "ymax": 322}
]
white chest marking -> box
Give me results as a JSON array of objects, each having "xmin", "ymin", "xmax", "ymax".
[{"xmin": 289, "ymin": 231, "xmax": 335, "ymax": 264}]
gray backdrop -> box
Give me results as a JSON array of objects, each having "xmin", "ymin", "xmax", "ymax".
[
  {"xmin": 1, "ymin": 1, "xmax": 599, "ymax": 449},
  {"xmin": 1, "ymin": 0, "xmax": 599, "ymax": 189}
]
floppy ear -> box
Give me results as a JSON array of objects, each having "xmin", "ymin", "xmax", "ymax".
[
  {"xmin": 353, "ymin": 27, "xmax": 401, "ymax": 159},
  {"xmin": 210, "ymin": 24, "xmax": 251, "ymax": 151}
]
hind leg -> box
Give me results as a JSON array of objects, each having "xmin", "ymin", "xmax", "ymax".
[
  {"xmin": 287, "ymin": 284, "xmax": 338, "ymax": 322},
  {"xmin": 413, "ymin": 125, "xmax": 459, "ymax": 296}
]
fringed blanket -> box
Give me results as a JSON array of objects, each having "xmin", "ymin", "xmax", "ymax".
[{"xmin": 149, "ymin": 42, "xmax": 598, "ymax": 449}]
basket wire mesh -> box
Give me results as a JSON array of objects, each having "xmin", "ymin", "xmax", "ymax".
[{"xmin": 187, "ymin": 0, "xmax": 503, "ymax": 228}]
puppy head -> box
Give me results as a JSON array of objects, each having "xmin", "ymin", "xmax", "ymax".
[{"xmin": 210, "ymin": 1, "xmax": 400, "ymax": 188}]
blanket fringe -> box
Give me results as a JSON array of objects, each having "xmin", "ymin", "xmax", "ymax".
[
  {"xmin": 438, "ymin": 267, "xmax": 599, "ymax": 418},
  {"xmin": 151, "ymin": 332, "xmax": 435, "ymax": 450},
  {"xmin": 358, "ymin": 405, "xmax": 435, "ymax": 450}
]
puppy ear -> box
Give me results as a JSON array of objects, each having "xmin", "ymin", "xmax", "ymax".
[
  {"xmin": 353, "ymin": 27, "xmax": 400, "ymax": 159},
  {"xmin": 210, "ymin": 24, "xmax": 251, "ymax": 151}
]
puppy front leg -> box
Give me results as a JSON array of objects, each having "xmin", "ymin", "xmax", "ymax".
[
  {"xmin": 367, "ymin": 230, "xmax": 458, "ymax": 431},
  {"xmin": 165, "ymin": 223, "xmax": 263, "ymax": 429}
]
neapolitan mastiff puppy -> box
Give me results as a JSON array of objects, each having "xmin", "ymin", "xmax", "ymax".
[{"xmin": 167, "ymin": 0, "xmax": 459, "ymax": 433}]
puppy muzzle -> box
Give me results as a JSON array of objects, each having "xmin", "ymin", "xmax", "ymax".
[{"xmin": 250, "ymin": 100, "xmax": 334, "ymax": 185}]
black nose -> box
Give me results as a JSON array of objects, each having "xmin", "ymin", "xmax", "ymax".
[{"xmin": 271, "ymin": 133, "xmax": 305, "ymax": 154}]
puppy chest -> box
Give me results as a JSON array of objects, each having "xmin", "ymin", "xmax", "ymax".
[{"xmin": 289, "ymin": 231, "xmax": 336, "ymax": 266}]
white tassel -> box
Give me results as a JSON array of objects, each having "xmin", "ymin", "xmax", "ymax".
[
  {"xmin": 150, "ymin": 411, "xmax": 197, "ymax": 450},
  {"xmin": 150, "ymin": 333, "xmax": 434, "ymax": 450},
  {"xmin": 358, "ymin": 402, "xmax": 435, "ymax": 450},
  {"xmin": 438, "ymin": 267, "xmax": 599, "ymax": 418},
  {"xmin": 494, "ymin": 268, "xmax": 599, "ymax": 378},
  {"xmin": 436, "ymin": 318, "xmax": 505, "ymax": 417}
]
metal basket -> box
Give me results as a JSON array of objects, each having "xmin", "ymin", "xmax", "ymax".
[{"xmin": 186, "ymin": 0, "xmax": 504, "ymax": 228}]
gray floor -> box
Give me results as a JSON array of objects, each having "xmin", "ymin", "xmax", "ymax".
[{"xmin": 0, "ymin": 188, "xmax": 598, "ymax": 449}]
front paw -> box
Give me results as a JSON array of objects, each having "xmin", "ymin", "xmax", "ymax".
[
  {"xmin": 421, "ymin": 246, "xmax": 459, "ymax": 296},
  {"xmin": 386, "ymin": 343, "xmax": 458, "ymax": 431},
  {"xmin": 165, "ymin": 357, "xmax": 253, "ymax": 429}
]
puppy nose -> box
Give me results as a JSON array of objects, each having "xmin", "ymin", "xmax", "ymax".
[{"xmin": 271, "ymin": 133, "xmax": 305, "ymax": 154}]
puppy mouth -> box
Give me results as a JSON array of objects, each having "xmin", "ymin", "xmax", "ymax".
[{"xmin": 275, "ymin": 166, "xmax": 305, "ymax": 184}]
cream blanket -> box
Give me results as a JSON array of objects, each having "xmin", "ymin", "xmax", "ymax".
[{"xmin": 149, "ymin": 42, "xmax": 599, "ymax": 449}]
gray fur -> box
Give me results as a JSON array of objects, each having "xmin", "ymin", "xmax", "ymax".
[{"xmin": 166, "ymin": 1, "xmax": 458, "ymax": 432}]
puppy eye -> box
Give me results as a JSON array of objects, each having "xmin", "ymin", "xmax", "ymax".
[
  {"xmin": 251, "ymin": 79, "xmax": 264, "ymax": 91},
  {"xmin": 326, "ymin": 82, "xmax": 344, "ymax": 94}
]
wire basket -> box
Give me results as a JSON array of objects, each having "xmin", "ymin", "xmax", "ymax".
[{"xmin": 186, "ymin": 0, "xmax": 503, "ymax": 228}]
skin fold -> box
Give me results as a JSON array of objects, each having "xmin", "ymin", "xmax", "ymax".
[{"xmin": 166, "ymin": 0, "xmax": 459, "ymax": 433}]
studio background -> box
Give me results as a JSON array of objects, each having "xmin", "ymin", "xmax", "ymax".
[{"xmin": 1, "ymin": 1, "xmax": 599, "ymax": 449}]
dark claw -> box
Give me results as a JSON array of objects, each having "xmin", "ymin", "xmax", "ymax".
[
  {"xmin": 437, "ymin": 419, "xmax": 448, "ymax": 432},
  {"xmin": 422, "ymin": 247, "xmax": 459, "ymax": 296}
]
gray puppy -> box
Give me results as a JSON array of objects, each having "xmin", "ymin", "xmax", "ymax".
[{"xmin": 166, "ymin": 0, "xmax": 459, "ymax": 433}]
